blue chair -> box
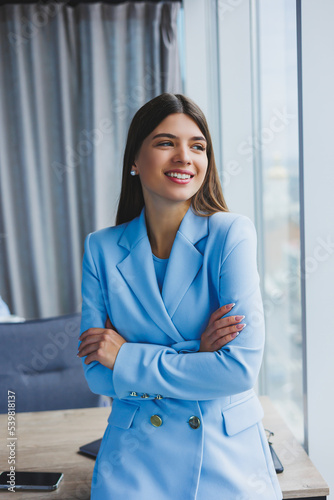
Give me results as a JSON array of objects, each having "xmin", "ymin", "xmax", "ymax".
[{"xmin": 0, "ymin": 313, "xmax": 106, "ymax": 413}]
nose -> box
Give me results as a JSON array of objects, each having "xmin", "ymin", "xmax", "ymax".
[{"xmin": 173, "ymin": 144, "xmax": 191, "ymax": 165}]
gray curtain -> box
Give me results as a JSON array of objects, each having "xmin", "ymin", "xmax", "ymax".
[{"xmin": 0, "ymin": 1, "xmax": 182, "ymax": 320}]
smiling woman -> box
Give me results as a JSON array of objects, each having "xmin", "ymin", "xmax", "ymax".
[
  {"xmin": 129, "ymin": 113, "xmax": 210, "ymax": 258},
  {"xmin": 116, "ymin": 93, "xmax": 228, "ymax": 227},
  {"xmin": 78, "ymin": 93, "xmax": 282, "ymax": 500},
  {"xmin": 131, "ymin": 114, "xmax": 208, "ymax": 246}
]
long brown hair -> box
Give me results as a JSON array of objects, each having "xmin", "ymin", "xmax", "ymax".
[{"xmin": 116, "ymin": 93, "xmax": 229, "ymax": 225}]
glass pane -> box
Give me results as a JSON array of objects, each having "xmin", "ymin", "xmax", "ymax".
[{"xmin": 255, "ymin": 0, "xmax": 303, "ymax": 443}]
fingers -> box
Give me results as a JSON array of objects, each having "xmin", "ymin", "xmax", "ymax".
[
  {"xmin": 199, "ymin": 327, "xmax": 241, "ymax": 352},
  {"xmin": 200, "ymin": 320, "xmax": 246, "ymax": 352},
  {"xmin": 78, "ymin": 333, "xmax": 115, "ymax": 367},
  {"xmin": 83, "ymin": 346, "xmax": 109, "ymax": 365},
  {"xmin": 208, "ymin": 322, "xmax": 246, "ymax": 343},
  {"xmin": 208, "ymin": 303, "xmax": 235, "ymax": 325},
  {"xmin": 204, "ymin": 314, "xmax": 245, "ymax": 339},
  {"xmin": 84, "ymin": 352, "xmax": 100, "ymax": 365},
  {"xmin": 214, "ymin": 314, "xmax": 245, "ymax": 331},
  {"xmin": 212, "ymin": 331, "xmax": 240, "ymax": 351},
  {"xmin": 78, "ymin": 331, "xmax": 113, "ymax": 356},
  {"xmin": 79, "ymin": 328, "xmax": 105, "ymax": 342},
  {"xmin": 208, "ymin": 323, "xmax": 247, "ymax": 351},
  {"xmin": 201, "ymin": 303, "xmax": 246, "ymax": 352},
  {"xmin": 78, "ymin": 341, "xmax": 101, "ymax": 359},
  {"xmin": 79, "ymin": 333, "xmax": 105, "ymax": 348},
  {"xmin": 218, "ymin": 322, "xmax": 246, "ymax": 336}
]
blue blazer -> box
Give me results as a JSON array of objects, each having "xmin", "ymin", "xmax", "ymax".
[{"xmin": 80, "ymin": 206, "xmax": 282, "ymax": 500}]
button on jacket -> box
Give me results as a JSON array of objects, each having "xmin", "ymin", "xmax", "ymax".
[{"xmin": 79, "ymin": 205, "xmax": 282, "ymax": 500}]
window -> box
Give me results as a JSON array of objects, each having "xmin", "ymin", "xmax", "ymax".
[
  {"xmin": 182, "ymin": 0, "xmax": 304, "ymax": 443},
  {"xmin": 254, "ymin": 0, "xmax": 303, "ymax": 443}
]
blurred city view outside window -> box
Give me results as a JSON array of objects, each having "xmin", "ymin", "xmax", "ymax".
[
  {"xmin": 255, "ymin": 0, "xmax": 303, "ymax": 443},
  {"xmin": 181, "ymin": 0, "xmax": 304, "ymax": 443}
]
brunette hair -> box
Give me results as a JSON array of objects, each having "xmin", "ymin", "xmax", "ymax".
[{"xmin": 115, "ymin": 93, "xmax": 229, "ymax": 225}]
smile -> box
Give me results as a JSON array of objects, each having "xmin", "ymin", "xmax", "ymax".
[{"xmin": 165, "ymin": 172, "xmax": 194, "ymax": 179}]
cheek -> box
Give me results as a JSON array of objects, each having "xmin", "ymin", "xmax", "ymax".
[
  {"xmin": 138, "ymin": 152, "xmax": 162, "ymax": 174},
  {"xmin": 198, "ymin": 160, "xmax": 208, "ymax": 181}
]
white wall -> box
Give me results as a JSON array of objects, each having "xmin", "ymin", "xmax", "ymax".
[{"xmin": 301, "ymin": 0, "xmax": 334, "ymax": 494}]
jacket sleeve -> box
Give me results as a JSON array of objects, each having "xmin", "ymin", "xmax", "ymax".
[
  {"xmin": 79, "ymin": 233, "xmax": 117, "ymax": 398},
  {"xmin": 112, "ymin": 215, "xmax": 265, "ymax": 401}
]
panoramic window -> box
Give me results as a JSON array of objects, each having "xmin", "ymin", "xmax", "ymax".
[{"xmin": 254, "ymin": 0, "xmax": 303, "ymax": 443}]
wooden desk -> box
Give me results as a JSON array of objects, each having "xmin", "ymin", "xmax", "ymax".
[
  {"xmin": 0, "ymin": 406, "xmax": 108, "ymax": 499},
  {"xmin": 261, "ymin": 396, "xmax": 329, "ymax": 499},
  {"xmin": 0, "ymin": 397, "xmax": 329, "ymax": 499}
]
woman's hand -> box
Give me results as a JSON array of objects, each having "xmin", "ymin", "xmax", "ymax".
[
  {"xmin": 78, "ymin": 317, "xmax": 126, "ymax": 370},
  {"xmin": 199, "ymin": 303, "xmax": 246, "ymax": 352}
]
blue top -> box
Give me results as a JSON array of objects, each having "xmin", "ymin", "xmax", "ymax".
[{"xmin": 152, "ymin": 254, "xmax": 169, "ymax": 292}]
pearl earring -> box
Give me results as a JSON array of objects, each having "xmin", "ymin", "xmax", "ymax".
[{"xmin": 130, "ymin": 170, "xmax": 136, "ymax": 176}]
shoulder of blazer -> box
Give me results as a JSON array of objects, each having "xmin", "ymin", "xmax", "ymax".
[
  {"xmin": 84, "ymin": 220, "xmax": 130, "ymax": 254},
  {"xmin": 208, "ymin": 211, "xmax": 251, "ymax": 236},
  {"xmin": 207, "ymin": 212, "xmax": 257, "ymax": 255}
]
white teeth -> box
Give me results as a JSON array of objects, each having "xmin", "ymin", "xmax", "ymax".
[{"xmin": 166, "ymin": 172, "xmax": 192, "ymax": 179}]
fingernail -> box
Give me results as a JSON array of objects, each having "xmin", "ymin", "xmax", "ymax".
[
  {"xmin": 236, "ymin": 323, "xmax": 246, "ymax": 330},
  {"xmin": 235, "ymin": 315, "xmax": 245, "ymax": 321},
  {"xmin": 226, "ymin": 303, "xmax": 235, "ymax": 309}
]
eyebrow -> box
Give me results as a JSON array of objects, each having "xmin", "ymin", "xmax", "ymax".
[{"xmin": 151, "ymin": 133, "xmax": 207, "ymax": 143}]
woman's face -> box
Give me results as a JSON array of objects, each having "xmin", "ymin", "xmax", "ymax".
[{"xmin": 133, "ymin": 113, "xmax": 208, "ymax": 208}]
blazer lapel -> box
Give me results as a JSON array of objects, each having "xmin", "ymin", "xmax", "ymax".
[
  {"xmin": 162, "ymin": 207, "xmax": 208, "ymax": 317},
  {"xmin": 116, "ymin": 208, "xmax": 184, "ymax": 343},
  {"xmin": 116, "ymin": 206, "xmax": 209, "ymax": 343}
]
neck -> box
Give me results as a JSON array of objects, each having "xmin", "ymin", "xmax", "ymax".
[{"xmin": 144, "ymin": 200, "xmax": 191, "ymax": 259}]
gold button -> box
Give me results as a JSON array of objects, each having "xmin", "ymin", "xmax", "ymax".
[
  {"xmin": 130, "ymin": 391, "xmax": 137, "ymax": 397},
  {"xmin": 155, "ymin": 395, "xmax": 163, "ymax": 400},
  {"xmin": 150, "ymin": 415, "xmax": 163, "ymax": 427},
  {"xmin": 141, "ymin": 393, "xmax": 149, "ymax": 398},
  {"xmin": 188, "ymin": 416, "xmax": 201, "ymax": 429}
]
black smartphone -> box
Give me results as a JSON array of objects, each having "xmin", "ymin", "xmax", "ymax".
[
  {"xmin": 0, "ymin": 471, "xmax": 63, "ymax": 491},
  {"xmin": 269, "ymin": 443, "xmax": 284, "ymax": 474}
]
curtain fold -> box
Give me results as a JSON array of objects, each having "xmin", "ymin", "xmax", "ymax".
[{"xmin": 0, "ymin": 1, "xmax": 182, "ymax": 319}]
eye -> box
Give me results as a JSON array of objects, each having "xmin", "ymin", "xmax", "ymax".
[
  {"xmin": 157, "ymin": 141, "xmax": 173, "ymax": 147},
  {"xmin": 192, "ymin": 144, "xmax": 206, "ymax": 151}
]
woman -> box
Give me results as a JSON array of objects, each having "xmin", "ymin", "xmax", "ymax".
[{"xmin": 78, "ymin": 93, "xmax": 282, "ymax": 499}]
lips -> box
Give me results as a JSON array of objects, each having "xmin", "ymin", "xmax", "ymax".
[
  {"xmin": 164, "ymin": 170, "xmax": 194, "ymax": 184},
  {"xmin": 164, "ymin": 169, "xmax": 195, "ymax": 177}
]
